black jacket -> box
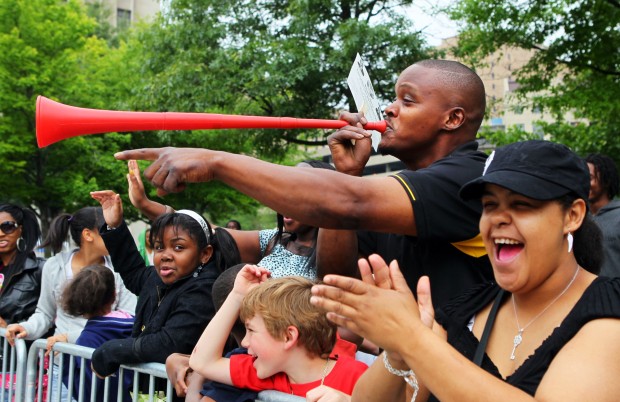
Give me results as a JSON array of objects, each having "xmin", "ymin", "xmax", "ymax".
[
  {"xmin": 92, "ymin": 221, "xmax": 219, "ymax": 376},
  {"xmin": 0, "ymin": 255, "xmax": 45, "ymax": 324}
]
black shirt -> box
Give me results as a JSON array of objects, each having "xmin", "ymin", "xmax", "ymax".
[
  {"xmin": 432, "ymin": 277, "xmax": 620, "ymax": 398},
  {"xmin": 358, "ymin": 141, "xmax": 494, "ymax": 307}
]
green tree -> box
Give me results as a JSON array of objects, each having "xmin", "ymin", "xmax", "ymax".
[
  {"xmin": 0, "ymin": 0, "xmax": 133, "ymax": 232},
  {"xmin": 126, "ymin": 0, "xmax": 432, "ymax": 148},
  {"xmin": 449, "ymin": 0, "xmax": 620, "ymax": 157},
  {"xmin": 115, "ymin": 0, "xmax": 433, "ymax": 223}
]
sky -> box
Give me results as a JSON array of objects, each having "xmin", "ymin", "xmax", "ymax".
[{"xmin": 404, "ymin": 1, "xmax": 459, "ymax": 47}]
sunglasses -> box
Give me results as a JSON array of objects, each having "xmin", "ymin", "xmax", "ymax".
[{"xmin": 0, "ymin": 221, "xmax": 19, "ymax": 234}]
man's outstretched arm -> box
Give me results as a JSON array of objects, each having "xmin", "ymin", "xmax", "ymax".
[{"xmin": 115, "ymin": 147, "xmax": 415, "ymax": 235}]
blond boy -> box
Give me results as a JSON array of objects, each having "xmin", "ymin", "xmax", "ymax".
[{"xmin": 189, "ymin": 265, "xmax": 367, "ymax": 398}]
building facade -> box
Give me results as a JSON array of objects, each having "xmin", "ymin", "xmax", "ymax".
[
  {"xmin": 439, "ymin": 36, "xmax": 582, "ymax": 135},
  {"xmin": 85, "ymin": 0, "xmax": 160, "ymax": 28}
]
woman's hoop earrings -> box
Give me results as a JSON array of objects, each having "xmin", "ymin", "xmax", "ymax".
[
  {"xmin": 16, "ymin": 236, "xmax": 26, "ymax": 252},
  {"xmin": 567, "ymin": 232, "xmax": 574, "ymax": 253}
]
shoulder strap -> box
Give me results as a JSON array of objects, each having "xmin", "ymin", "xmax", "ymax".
[{"xmin": 473, "ymin": 289, "xmax": 505, "ymax": 366}]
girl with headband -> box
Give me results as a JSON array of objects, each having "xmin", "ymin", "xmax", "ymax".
[
  {"xmin": 89, "ymin": 190, "xmax": 240, "ymax": 393},
  {"xmin": 125, "ymin": 159, "xmax": 335, "ymax": 280}
]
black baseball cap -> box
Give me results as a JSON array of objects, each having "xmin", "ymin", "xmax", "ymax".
[{"xmin": 459, "ymin": 140, "xmax": 590, "ymax": 202}]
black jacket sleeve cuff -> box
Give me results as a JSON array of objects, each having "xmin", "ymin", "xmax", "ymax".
[{"xmin": 91, "ymin": 338, "xmax": 138, "ymax": 377}]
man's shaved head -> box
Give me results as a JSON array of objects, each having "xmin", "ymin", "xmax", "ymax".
[{"xmin": 414, "ymin": 59, "xmax": 486, "ymax": 132}]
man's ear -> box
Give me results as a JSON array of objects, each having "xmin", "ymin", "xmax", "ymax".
[
  {"xmin": 444, "ymin": 107, "xmax": 465, "ymax": 131},
  {"xmin": 283, "ymin": 326, "xmax": 300, "ymax": 350}
]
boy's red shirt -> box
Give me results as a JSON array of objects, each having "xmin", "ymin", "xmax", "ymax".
[{"xmin": 229, "ymin": 353, "xmax": 368, "ymax": 396}]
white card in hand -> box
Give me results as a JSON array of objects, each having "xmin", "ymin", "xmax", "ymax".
[{"xmin": 347, "ymin": 53, "xmax": 383, "ymax": 151}]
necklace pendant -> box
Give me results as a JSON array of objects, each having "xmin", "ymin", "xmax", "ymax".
[{"xmin": 510, "ymin": 331, "xmax": 523, "ymax": 360}]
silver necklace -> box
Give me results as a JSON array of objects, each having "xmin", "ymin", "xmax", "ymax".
[
  {"xmin": 291, "ymin": 357, "xmax": 330, "ymax": 394},
  {"xmin": 510, "ymin": 266, "xmax": 580, "ymax": 360},
  {"xmin": 320, "ymin": 357, "xmax": 330, "ymax": 385}
]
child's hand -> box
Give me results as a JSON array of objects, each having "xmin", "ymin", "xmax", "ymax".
[
  {"xmin": 127, "ymin": 160, "xmax": 150, "ymax": 209},
  {"xmin": 233, "ymin": 264, "xmax": 270, "ymax": 297},
  {"xmin": 306, "ymin": 385, "xmax": 350, "ymax": 402},
  {"xmin": 45, "ymin": 333, "xmax": 68, "ymax": 357},
  {"xmin": 90, "ymin": 190, "xmax": 123, "ymax": 228}
]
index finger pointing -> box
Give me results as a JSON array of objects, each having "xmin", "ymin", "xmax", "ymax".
[{"xmin": 115, "ymin": 148, "xmax": 163, "ymax": 161}]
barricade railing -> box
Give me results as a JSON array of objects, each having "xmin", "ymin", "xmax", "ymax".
[
  {"xmin": 25, "ymin": 339, "xmax": 173, "ymax": 402},
  {"xmin": 0, "ymin": 328, "xmax": 28, "ymax": 402},
  {"xmin": 256, "ymin": 390, "xmax": 305, "ymax": 402},
  {"xmin": 2, "ymin": 334, "xmax": 308, "ymax": 402}
]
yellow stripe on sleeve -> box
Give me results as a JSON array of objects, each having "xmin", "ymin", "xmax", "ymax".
[
  {"xmin": 451, "ymin": 234, "xmax": 488, "ymax": 258},
  {"xmin": 392, "ymin": 174, "xmax": 416, "ymax": 201}
]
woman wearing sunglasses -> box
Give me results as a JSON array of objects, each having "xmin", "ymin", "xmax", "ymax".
[{"xmin": 0, "ymin": 203, "xmax": 45, "ymax": 329}]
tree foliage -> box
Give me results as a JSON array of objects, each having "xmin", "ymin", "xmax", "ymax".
[
  {"xmin": 449, "ymin": 0, "xmax": 620, "ymax": 157},
  {"xmin": 115, "ymin": 0, "xmax": 432, "ymax": 223},
  {"xmin": 1, "ymin": 0, "xmax": 432, "ymax": 230},
  {"xmin": 0, "ymin": 0, "xmax": 134, "ymax": 232},
  {"xmin": 127, "ymin": 0, "xmax": 431, "ymax": 149}
]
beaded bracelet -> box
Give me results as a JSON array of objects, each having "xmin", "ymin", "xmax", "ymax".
[{"xmin": 382, "ymin": 352, "xmax": 419, "ymax": 402}]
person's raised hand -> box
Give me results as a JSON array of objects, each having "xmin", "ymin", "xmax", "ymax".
[
  {"xmin": 115, "ymin": 147, "xmax": 214, "ymax": 196},
  {"xmin": 327, "ymin": 112, "xmax": 372, "ymax": 176},
  {"xmin": 416, "ymin": 275, "xmax": 435, "ymax": 329},
  {"xmin": 233, "ymin": 264, "xmax": 271, "ymax": 298},
  {"xmin": 127, "ymin": 160, "xmax": 150, "ymax": 210},
  {"xmin": 90, "ymin": 190, "xmax": 123, "ymax": 228},
  {"xmin": 358, "ymin": 254, "xmax": 393, "ymax": 290},
  {"xmin": 310, "ymin": 254, "xmax": 423, "ymax": 353}
]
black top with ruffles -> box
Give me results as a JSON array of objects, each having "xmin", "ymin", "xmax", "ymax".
[{"xmin": 428, "ymin": 277, "xmax": 620, "ymax": 400}]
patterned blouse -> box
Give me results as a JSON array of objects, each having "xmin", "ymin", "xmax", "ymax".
[{"xmin": 258, "ymin": 229, "xmax": 317, "ymax": 280}]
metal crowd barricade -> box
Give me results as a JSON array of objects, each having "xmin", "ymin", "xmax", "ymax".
[
  {"xmin": 256, "ymin": 390, "xmax": 305, "ymax": 402},
  {"xmin": 0, "ymin": 328, "xmax": 28, "ymax": 402},
  {"xmin": 24, "ymin": 339, "xmax": 173, "ymax": 402},
  {"xmin": 0, "ymin": 335, "xmax": 312, "ymax": 402}
]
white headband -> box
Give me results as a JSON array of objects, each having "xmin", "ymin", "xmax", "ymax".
[{"xmin": 176, "ymin": 209, "xmax": 211, "ymax": 242}]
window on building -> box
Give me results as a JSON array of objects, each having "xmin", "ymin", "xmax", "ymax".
[
  {"xmin": 117, "ymin": 8, "xmax": 131, "ymax": 29},
  {"xmin": 508, "ymin": 79, "xmax": 520, "ymax": 92}
]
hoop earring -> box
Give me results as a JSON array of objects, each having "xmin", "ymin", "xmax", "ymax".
[
  {"xmin": 567, "ymin": 232, "xmax": 574, "ymax": 253},
  {"xmin": 16, "ymin": 237, "xmax": 26, "ymax": 252}
]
